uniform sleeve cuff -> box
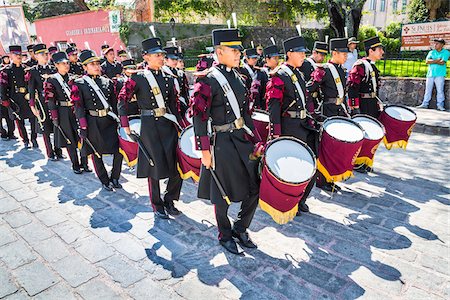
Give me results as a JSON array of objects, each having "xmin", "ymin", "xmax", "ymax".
[
  {"xmin": 29, "ymin": 98, "xmax": 35, "ymax": 107},
  {"xmin": 79, "ymin": 117, "xmax": 88, "ymax": 129},
  {"xmin": 120, "ymin": 115, "xmax": 129, "ymax": 127},
  {"xmin": 270, "ymin": 123, "xmax": 281, "ymax": 136},
  {"xmin": 195, "ymin": 135, "xmax": 210, "ymax": 151},
  {"xmin": 348, "ymin": 97, "xmax": 360, "ymax": 109}
]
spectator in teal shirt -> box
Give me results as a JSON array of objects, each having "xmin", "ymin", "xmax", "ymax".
[{"xmin": 417, "ymin": 38, "xmax": 449, "ymax": 111}]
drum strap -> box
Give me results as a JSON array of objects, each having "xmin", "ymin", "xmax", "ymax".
[
  {"xmin": 243, "ymin": 63, "xmax": 257, "ymax": 80},
  {"xmin": 53, "ymin": 73, "xmax": 71, "ymax": 100},
  {"xmin": 210, "ymin": 67, "xmax": 253, "ymax": 136},
  {"xmin": 161, "ymin": 66, "xmax": 186, "ymax": 106},
  {"xmin": 359, "ymin": 59, "xmax": 377, "ymax": 94},
  {"xmin": 83, "ymin": 75, "xmax": 119, "ymax": 122},
  {"xmin": 143, "ymin": 69, "xmax": 180, "ymax": 128},
  {"xmin": 325, "ymin": 63, "xmax": 348, "ymax": 115},
  {"xmin": 306, "ymin": 58, "xmax": 318, "ymax": 70},
  {"xmin": 279, "ymin": 65, "xmax": 306, "ymax": 110}
]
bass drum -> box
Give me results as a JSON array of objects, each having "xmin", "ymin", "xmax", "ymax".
[
  {"xmin": 118, "ymin": 118, "xmax": 141, "ymax": 167},
  {"xmin": 177, "ymin": 125, "xmax": 202, "ymax": 182}
]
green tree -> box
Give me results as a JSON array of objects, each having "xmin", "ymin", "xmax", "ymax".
[
  {"xmin": 325, "ymin": 0, "xmax": 368, "ymax": 38},
  {"xmin": 407, "ymin": 0, "xmax": 429, "ymax": 23}
]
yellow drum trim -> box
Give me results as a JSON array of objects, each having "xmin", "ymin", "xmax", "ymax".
[
  {"xmin": 259, "ymin": 199, "xmax": 298, "ymax": 225},
  {"xmin": 177, "ymin": 164, "xmax": 200, "ymax": 182},
  {"xmin": 317, "ymin": 159, "xmax": 354, "ymax": 183}
]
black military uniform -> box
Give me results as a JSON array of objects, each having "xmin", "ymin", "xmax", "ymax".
[
  {"xmin": 72, "ymin": 50, "xmax": 123, "ymax": 190},
  {"xmin": 261, "ymin": 44, "xmax": 281, "ymax": 75},
  {"xmin": 27, "ymin": 43, "xmax": 62, "ymax": 159},
  {"xmin": 118, "ymin": 37, "xmax": 183, "ymax": 218},
  {"xmin": 299, "ymin": 41, "xmax": 328, "ymax": 82},
  {"xmin": 0, "ymin": 45, "xmax": 36, "ymax": 145},
  {"xmin": 240, "ymin": 48, "xmax": 268, "ymax": 110},
  {"xmin": 24, "ymin": 45, "xmax": 37, "ymax": 68},
  {"xmin": 347, "ymin": 37, "xmax": 384, "ymax": 118},
  {"xmin": 266, "ymin": 36, "xmax": 318, "ymax": 215},
  {"xmin": 191, "ymin": 29, "xmax": 260, "ymax": 254},
  {"xmin": 307, "ymin": 38, "xmax": 350, "ymax": 118},
  {"xmin": 66, "ymin": 47, "xmax": 84, "ymax": 76},
  {"xmin": 114, "ymin": 59, "xmax": 139, "ymax": 118},
  {"xmin": 100, "ymin": 45, "xmax": 122, "ymax": 79},
  {"xmin": 45, "ymin": 52, "xmax": 90, "ymax": 173}
]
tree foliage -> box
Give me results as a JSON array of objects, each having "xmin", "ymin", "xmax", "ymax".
[
  {"xmin": 325, "ymin": 0, "xmax": 367, "ymax": 38},
  {"xmin": 407, "ymin": 0, "xmax": 430, "ymax": 23}
]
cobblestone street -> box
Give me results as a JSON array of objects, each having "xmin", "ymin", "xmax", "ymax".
[{"xmin": 0, "ymin": 125, "xmax": 449, "ymax": 299}]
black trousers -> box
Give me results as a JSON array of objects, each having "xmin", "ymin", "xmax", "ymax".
[
  {"xmin": 15, "ymin": 118, "xmax": 37, "ymax": 143},
  {"xmin": 91, "ymin": 152, "xmax": 123, "ymax": 185},
  {"xmin": 66, "ymin": 144, "xmax": 88, "ymax": 170},
  {"xmin": 147, "ymin": 172, "xmax": 183, "ymax": 213},
  {"xmin": 42, "ymin": 132, "xmax": 62, "ymax": 158},
  {"xmin": 212, "ymin": 185, "xmax": 259, "ymax": 242},
  {"xmin": 0, "ymin": 106, "xmax": 15, "ymax": 137}
]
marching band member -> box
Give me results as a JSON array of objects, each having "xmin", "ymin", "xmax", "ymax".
[
  {"xmin": 261, "ymin": 43, "xmax": 281, "ymax": 76},
  {"xmin": 27, "ymin": 43, "xmax": 63, "ymax": 160},
  {"xmin": 24, "ymin": 44, "xmax": 37, "ymax": 68},
  {"xmin": 347, "ymin": 36, "xmax": 384, "ymax": 118},
  {"xmin": 66, "ymin": 46, "xmax": 84, "ymax": 76},
  {"xmin": 118, "ymin": 37, "xmax": 184, "ymax": 219},
  {"xmin": 117, "ymin": 50, "xmax": 129, "ymax": 62},
  {"xmin": 45, "ymin": 51, "xmax": 91, "ymax": 174},
  {"xmin": 101, "ymin": 45, "xmax": 122, "ymax": 79},
  {"xmin": 266, "ymin": 35, "xmax": 317, "ymax": 215},
  {"xmin": 239, "ymin": 47, "xmax": 267, "ymax": 110},
  {"xmin": 299, "ymin": 41, "xmax": 328, "ymax": 82},
  {"xmin": 71, "ymin": 50, "xmax": 123, "ymax": 191},
  {"xmin": 191, "ymin": 28, "xmax": 260, "ymax": 255},
  {"xmin": 1, "ymin": 45, "xmax": 36, "ymax": 146}
]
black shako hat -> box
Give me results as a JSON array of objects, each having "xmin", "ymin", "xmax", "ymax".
[
  {"xmin": 142, "ymin": 37, "xmax": 166, "ymax": 54},
  {"xmin": 33, "ymin": 44, "xmax": 48, "ymax": 55},
  {"xmin": 283, "ymin": 36, "xmax": 309, "ymax": 53},
  {"xmin": 79, "ymin": 50, "xmax": 100, "ymax": 65},
  {"xmin": 66, "ymin": 47, "xmax": 78, "ymax": 55},
  {"xmin": 163, "ymin": 46, "xmax": 179, "ymax": 59},
  {"xmin": 212, "ymin": 29, "xmax": 243, "ymax": 50},
  {"xmin": 313, "ymin": 41, "xmax": 328, "ymax": 54},
  {"xmin": 329, "ymin": 38, "xmax": 350, "ymax": 53},
  {"xmin": 52, "ymin": 51, "xmax": 69, "ymax": 64},
  {"xmin": 9, "ymin": 45, "xmax": 22, "ymax": 55},
  {"xmin": 48, "ymin": 46, "xmax": 58, "ymax": 54},
  {"xmin": 117, "ymin": 49, "xmax": 127, "ymax": 57},
  {"xmin": 26, "ymin": 44, "xmax": 34, "ymax": 52},
  {"xmin": 245, "ymin": 48, "xmax": 259, "ymax": 58},
  {"xmin": 364, "ymin": 36, "xmax": 384, "ymax": 52},
  {"xmin": 122, "ymin": 59, "xmax": 136, "ymax": 68},
  {"xmin": 263, "ymin": 45, "xmax": 280, "ymax": 58}
]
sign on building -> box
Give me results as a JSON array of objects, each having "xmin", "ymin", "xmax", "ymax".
[
  {"xmin": 401, "ymin": 21, "xmax": 450, "ymax": 51},
  {"xmin": 109, "ymin": 10, "xmax": 121, "ymax": 33}
]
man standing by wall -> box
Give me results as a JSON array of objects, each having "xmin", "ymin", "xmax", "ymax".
[
  {"xmin": 417, "ymin": 39, "xmax": 449, "ymax": 111},
  {"xmin": 343, "ymin": 37, "xmax": 360, "ymax": 76}
]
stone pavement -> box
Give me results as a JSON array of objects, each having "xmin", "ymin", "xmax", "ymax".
[
  {"xmin": 412, "ymin": 108, "xmax": 449, "ymax": 136},
  {"xmin": 0, "ymin": 127, "xmax": 449, "ymax": 299}
]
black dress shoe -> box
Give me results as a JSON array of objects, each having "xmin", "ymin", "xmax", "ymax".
[
  {"xmin": 354, "ymin": 165, "xmax": 367, "ymax": 174},
  {"xmin": 232, "ymin": 230, "xmax": 257, "ymax": 248},
  {"xmin": 219, "ymin": 239, "xmax": 242, "ymax": 255},
  {"xmin": 73, "ymin": 168, "xmax": 83, "ymax": 174},
  {"xmin": 1, "ymin": 136, "xmax": 10, "ymax": 141},
  {"xmin": 165, "ymin": 202, "xmax": 181, "ymax": 216},
  {"xmin": 8, "ymin": 135, "xmax": 17, "ymax": 140},
  {"xmin": 56, "ymin": 153, "xmax": 66, "ymax": 159},
  {"xmin": 82, "ymin": 164, "xmax": 92, "ymax": 172},
  {"xmin": 318, "ymin": 183, "xmax": 333, "ymax": 192},
  {"xmin": 49, "ymin": 154, "xmax": 58, "ymax": 161},
  {"xmin": 155, "ymin": 210, "xmax": 170, "ymax": 219},
  {"xmin": 102, "ymin": 183, "xmax": 114, "ymax": 191},
  {"xmin": 298, "ymin": 202, "xmax": 309, "ymax": 213},
  {"xmin": 110, "ymin": 179, "xmax": 122, "ymax": 189},
  {"xmin": 24, "ymin": 142, "xmax": 30, "ymax": 149},
  {"xmin": 32, "ymin": 140, "xmax": 38, "ymax": 148}
]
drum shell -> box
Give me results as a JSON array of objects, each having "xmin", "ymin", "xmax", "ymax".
[
  {"xmin": 379, "ymin": 105, "xmax": 416, "ymax": 150},
  {"xmin": 177, "ymin": 126, "xmax": 202, "ymax": 182},
  {"xmin": 352, "ymin": 115, "xmax": 385, "ymax": 167},
  {"xmin": 252, "ymin": 109, "xmax": 270, "ymax": 141},
  {"xmin": 118, "ymin": 118, "xmax": 140, "ymax": 167}
]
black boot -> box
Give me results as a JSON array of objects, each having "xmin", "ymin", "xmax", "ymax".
[
  {"xmin": 219, "ymin": 239, "xmax": 242, "ymax": 255},
  {"xmin": 164, "ymin": 201, "xmax": 181, "ymax": 216},
  {"xmin": 110, "ymin": 178, "xmax": 122, "ymax": 189},
  {"xmin": 232, "ymin": 230, "xmax": 257, "ymax": 248}
]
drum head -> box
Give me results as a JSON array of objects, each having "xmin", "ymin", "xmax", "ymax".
[
  {"xmin": 180, "ymin": 126, "xmax": 202, "ymax": 159},
  {"xmin": 265, "ymin": 138, "xmax": 316, "ymax": 184},
  {"xmin": 252, "ymin": 110, "xmax": 270, "ymax": 123},
  {"xmin": 385, "ymin": 105, "xmax": 416, "ymax": 122},
  {"xmin": 352, "ymin": 116, "xmax": 385, "ymax": 140},
  {"xmin": 323, "ymin": 118, "xmax": 364, "ymax": 143},
  {"xmin": 119, "ymin": 119, "xmax": 141, "ymax": 142}
]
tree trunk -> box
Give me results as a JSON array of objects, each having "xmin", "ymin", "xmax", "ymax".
[
  {"xmin": 73, "ymin": 0, "xmax": 90, "ymax": 11},
  {"xmin": 326, "ymin": 0, "xmax": 367, "ymax": 38},
  {"xmin": 424, "ymin": 0, "xmax": 444, "ymax": 21}
]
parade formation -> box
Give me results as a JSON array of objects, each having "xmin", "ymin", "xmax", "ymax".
[{"xmin": 0, "ymin": 22, "xmax": 421, "ymax": 256}]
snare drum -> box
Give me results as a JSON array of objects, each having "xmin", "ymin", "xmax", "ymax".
[
  {"xmin": 352, "ymin": 115, "xmax": 385, "ymax": 167},
  {"xmin": 118, "ymin": 119, "xmax": 141, "ymax": 167},
  {"xmin": 252, "ymin": 109, "xmax": 270, "ymax": 141},
  {"xmin": 379, "ymin": 105, "xmax": 416, "ymax": 150},
  {"xmin": 317, "ymin": 117, "xmax": 364, "ymax": 183},
  {"xmin": 177, "ymin": 125, "xmax": 202, "ymax": 182},
  {"xmin": 259, "ymin": 137, "xmax": 316, "ymax": 224}
]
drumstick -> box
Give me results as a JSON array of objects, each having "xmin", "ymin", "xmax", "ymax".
[
  {"xmin": 83, "ymin": 138, "xmax": 101, "ymax": 158},
  {"xmin": 130, "ymin": 131, "xmax": 155, "ymax": 166},
  {"xmin": 210, "ymin": 169, "xmax": 231, "ymax": 205}
]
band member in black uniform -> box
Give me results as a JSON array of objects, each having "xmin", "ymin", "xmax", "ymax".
[
  {"xmin": 347, "ymin": 36, "xmax": 384, "ymax": 118},
  {"xmin": 27, "ymin": 43, "xmax": 63, "ymax": 160},
  {"xmin": 299, "ymin": 41, "xmax": 328, "ymax": 82},
  {"xmin": 1, "ymin": 55, "xmax": 10, "ymax": 68},
  {"xmin": 0, "ymin": 45, "xmax": 36, "ymax": 146},
  {"xmin": 101, "ymin": 46, "xmax": 122, "ymax": 79},
  {"xmin": 307, "ymin": 38, "xmax": 349, "ymax": 191},
  {"xmin": 191, "ymin": 29, "xmax": 260, "ymax": 255},
  {"xmin": 118, "ymin": 37, "xmax": 183, "ymax": 218},
  {"xmin": 307, "ymin": 38, "xmax": 349, "ymax": 118},
  {"xmin": 0, "ymin": 52, "xmax": 16, "ymax": 141},
  {"xmin": 256, "ymin": 45, "xmax": 265, "ymax": 67},
  {"xmin": 117, "ymin": 49, "xmax": 128, "ymax": 62},
  {"xmin": 266, "ymin": 36, "xmax": 318, "ymax": 215},
  {"xmin": 162, "ymin": 46, "xmax": 189, "ymax": 119},
  {"xmin": 45, "ymin": 52, "xmax": 91, "ymax": 174},
  {"xmin": 24, "ymin": 45, "xmax": 37, "ymax": 68},
  {"xmin": 115, "ymin": 59, "xmax": 139, "ymax": 118},
  {"xmin": 71, "ymin": 50, "xmax": 123, "ymax": 191},
  {"xmin": 261, "ymin": 44, "xmax": 280, "ymax": 76},
  {"xmin": 66, "ymin": 47, "xmax": 84, "ymax": 76},
  {"xmin": 240, "ymin": 48, "xmax": 267, "ymax": 110}
]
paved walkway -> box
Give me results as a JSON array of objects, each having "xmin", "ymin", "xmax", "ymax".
[{"xmin": 0, "ymin": 127, "xmax": 449, "ymax": 299}]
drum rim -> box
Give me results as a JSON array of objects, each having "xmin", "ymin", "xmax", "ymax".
[
  {"xmin": 178, "ymin": 124, "xmax": 202, "ymax": 160},
  {"xmin": 263, "ymin": 136, "xmax": 317, "ymax": 185},
  {"xmin": 321, "ymin": 116, "xmax": 365, "ymax": 144},
  {"xmin": 118, "ymin": 118, "xmax": 141, "ymax": 142},
  {"xmin": 383, "ymin": 104, "xmax": 417, "ymax": 121},
  {"xmin": 352, "ymin": 114, "xmax": 386, "ymax": 139},
  {"xmin": 253, "ymin": 108, "xmax": 269, "ymax": 115}
]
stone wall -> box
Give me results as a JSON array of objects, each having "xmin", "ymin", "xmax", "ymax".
[{"xmin": 379, "ymin": 77, "xmax": 450, "ymax": 109}]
